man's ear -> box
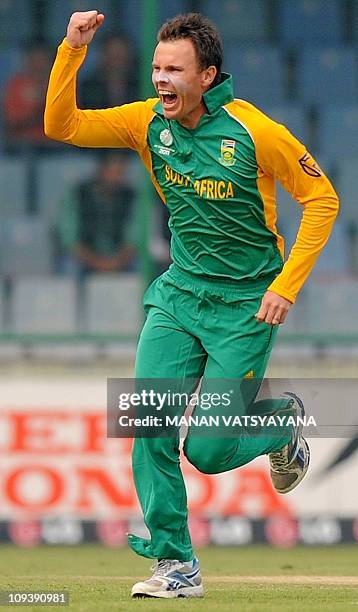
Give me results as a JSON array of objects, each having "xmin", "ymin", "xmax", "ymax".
[{"xmin": 201, "ymin": 65, "xmax": 217, "ymax": 90}]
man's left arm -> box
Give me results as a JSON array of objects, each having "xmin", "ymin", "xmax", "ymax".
[{"xmin": 255, "ymin": 121, "xmax": 339, "ymax": 325}]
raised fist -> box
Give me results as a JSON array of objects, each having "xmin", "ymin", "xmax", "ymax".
[{"xmin": 66, "ymin": 10, "xmax": 105, "ymax": 48}]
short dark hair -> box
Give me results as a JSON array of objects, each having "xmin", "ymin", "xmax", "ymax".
[{"xmin": 157, "ymin": 13, "xmax": 223, "ymax": 88}]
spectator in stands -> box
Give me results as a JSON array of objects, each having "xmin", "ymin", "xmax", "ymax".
[
  {"xmin": 3, "ymin": 41, "xmax": 52, "ymax": 153},
  {"xmin": 79, "ymin": 33, "xmax": 138, "ymax": 108},
  {"xmin": 58, "ymin": 153, "xmax": 136, "ymax": 276}
]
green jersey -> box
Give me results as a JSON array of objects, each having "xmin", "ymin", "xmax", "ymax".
[
  {"xmin": 148, "ymin": 74, "xmax": 282, "ymax": 284},
  {"xmin": 45, "ymin": 40, "xmax": 339, "ymax": 302}
]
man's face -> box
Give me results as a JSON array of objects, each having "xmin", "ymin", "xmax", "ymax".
[{"xmin": 152, "ymin": 39, "xmax": 215, "ymax": 129}]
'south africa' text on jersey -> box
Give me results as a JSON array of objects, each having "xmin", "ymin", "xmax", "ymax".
[{"xmin": 165, "ymin": 164, "xmax": 235, "ymax": 200}]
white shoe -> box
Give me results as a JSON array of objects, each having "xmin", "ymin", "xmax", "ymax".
[
  {"xmin": 131, "ymin": 557, "xmax": 204, "ymax": 598},
  {"xmin": 269, "ymin": 392, "xmax": 310, "ymax": 494}
]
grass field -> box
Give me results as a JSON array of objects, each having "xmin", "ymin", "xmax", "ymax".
[{"xmin": 1, "ymin": 545, "xmax": 358, "ymax": 611}]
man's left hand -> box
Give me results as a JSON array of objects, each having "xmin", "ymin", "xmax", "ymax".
[{"xmin": 255, "ymin": 291, "xmax": 292, "ymax": 325}]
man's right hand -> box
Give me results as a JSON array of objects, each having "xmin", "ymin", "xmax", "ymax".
[{"xmin": 66, "ymin": 11, "xmax": 105, "ymax": 49}]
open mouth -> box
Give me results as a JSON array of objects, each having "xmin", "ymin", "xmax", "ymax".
[{"xmin": 159, "ymin": 90, "xmax": 178, "ymax": 108}]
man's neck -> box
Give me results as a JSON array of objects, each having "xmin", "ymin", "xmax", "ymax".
[{"xmin": 177, "ymin": 100, "xmax": 207, "ymax": 130}]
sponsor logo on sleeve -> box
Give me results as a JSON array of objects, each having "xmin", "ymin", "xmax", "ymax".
[{"xmin": 299, "ymin": 152, "xmax": 322, "ymax": 177}]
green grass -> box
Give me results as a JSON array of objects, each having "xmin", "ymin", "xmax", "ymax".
[{"xmin": 0, "ymin": 545, "xmax": 358, "ymax": 611}]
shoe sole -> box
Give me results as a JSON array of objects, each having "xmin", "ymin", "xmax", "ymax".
[{"xmin": 131, "ymin": 584, "xmax": 204, "ymax": 598}]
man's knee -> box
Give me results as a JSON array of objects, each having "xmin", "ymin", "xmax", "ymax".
[
  {"xmin": 183, "ymin": 438, "xmax": 221, "ymax": 474},
  {"xmin": 184, "ymin": 437, "xmax": 251, "ymax": 473}
]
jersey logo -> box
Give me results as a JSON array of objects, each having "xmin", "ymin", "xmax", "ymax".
[
  {"xmin": 220, "ymin": 139, "xmax": 236, "ymax": 167},
  {"xmin": 160, "ymin": 129, "xmax": 173, "ymax": 147},
  {"xmin": 244, "ymin": 370, "xmax": 255, "ymax": 379},
  {"xmin": 299, "ymin": 152, "xmax": 322, "ymax": 177}
]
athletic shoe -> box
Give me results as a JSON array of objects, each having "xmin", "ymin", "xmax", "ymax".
[
  {"xmin": 131, "ymin": 557, "xmax": 204, "ymax": 598},
  {"xmin": 269, "ymin": 392, "xmax": 310, "ymax": 494}
]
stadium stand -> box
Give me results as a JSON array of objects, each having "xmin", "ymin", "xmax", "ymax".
[
  {"xmin": 0, "ymin": 48, "xmax": 21, "ymax": 89},
  {"xmin": 159, "ymin": 0, "xmax": 187, "ymax": 23},
  {"xmin": 306, "ymin": 277, "xmax": 358, "ymax": 334},
  {"xmin": 277, "ymin": 0, "xmax": 344, "ymax": 47},
  {"xmin": 296, "ymin": 47, "xmax": 358, "ymax": 107},
  {"xmin": 265, "ymin": 106, "xmax": 310, "ymax": 147},
  {"xmin": 0, "ymin": 286, "xmax": 3, "ymax": 333},
  {"xmin": 205, "ymin": 0, "xmax": 271, "ymax": 43},
  {"xmin": 0, "ymin": 0, "xmax": 355, "ymax": 345},
  {"xmin": 0, "ymin": 0, "xmax": 33, "ymax": 46},
  {"xmin": 11, "ymin": 277, "xmax": 77, "ymax": 333},
  {"xmin": 0, "ymin": 215, "xmax": 52, "ymax": 278},
  {"xmin": 225, "ymin": 46, "xmax": 286, "ymax": 108},
  {"xmin": 37, "ymin": 154, "xmax": 98, "ymax": 225},
  {"xmin": 275, "ymin": 187, "xmax": 348, "ymax": 275},
  {"xmin": 353, "ymin": 0, "xmax": 358, "ymax": 42},
  {"xmin": 318, "ymin": 106, "xmax": 358, "ymax": 162},
  {"xmin": 84, "ymin": 274, "xmax": 141, "ymax": 335},
  {"xmin": 337, "ymin": 159, "xmax": 358, "ymax": 226},
  {"xmin": 44, "ymin": 0, "xmax": 114, "ymax": 44},
  {"xmin": 0, "ymin": 157, "xmax": 27, "ymax": 215}
]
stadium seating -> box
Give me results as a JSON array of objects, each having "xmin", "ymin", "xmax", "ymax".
[
  {"xmin": 296, "ymin": 47, "xmax": 358, "ymax": 107},
  {"xmin": 205, "ymin": 0, "xmax": 271, "ymax": 42},
  {"xmin": 159, "ymin": 0, "xmax": 187, "ymax": 23},
  {"xmin": 276, "ymin": 285, "xmax": 310, "ymax": 336},
  {"xmin": 0, "ymin": 0, "xmax": 355, "ymax": 343},
  {"xmin": 0, "ymin": 0, "xmax": 33, "ymax": 45},
  {"xmin": 0, "ymin": 157, "xmax": 27, "ymax": 215},
  {"xmin": 305, "ymin": 277, "xmax": 358, "ymax": 334},
  {"xmin": 110, "ymin": 0, "xmax": 141, "ymax": 46},
  {"xmin": 11, "ymin": 277, "xmax": 77, "ymax": 334},
  {"xmin": 0, "ymin": 215, "xmax": 52, "ymax": 278},
  {"xmin": 353, "ymin": 1, "xmax": 358, "ymax": 42},
  {"xmin": 280, "ymin": 272, "xmax": 358, "ymax": 336},
  {"xmin": 280, "ymin": 271, "xmax": 358, "ymax": 337},
  {"xmin": 337, "ymin": 159, "xmax": 358, "ymax": 226},
  {"xmin": 37, "ymin": 154, "xmax": 98, "ymax": 225},
  {"xmin": 44, "ymin": 0, "xmax": 114, "ymax": 44},
  {"xmin": 275, "ymin": 184, "xmax": 303, "ymax": 247},
  {"xmin": 0, "ymin": 48, "xmax": 21, "ymax": 90},
  {"xmin": 225, "ymin": 46, "xmax": 286, "ymax": 108},
  {"xmin": 318, "ymin": 106, "xmax": 358, "ymax": 162},
  {"xmin": 311, "ymin": 220, "xmax": 349, "ymax": 274},
  {"xmin": 84, "ymin": 274, "xmax": 141, "ymax": 335},
  {"xmin": 276, "ymin": 185, "xmax": 347, "ymax": 274},
  {"xmin": 95, "ymin": 0, "xmax": 183, "ymax": 47},
  {"xmin": 278, "ymin": 0, "xmax": 344, "ymax": 46},
  {"xmin": 0, "ymin": 285, "xmax": 4, "ymax": 333},
  {"xmin": 265, "ymin": 106, "xmax": 310, "ymax": 146}
]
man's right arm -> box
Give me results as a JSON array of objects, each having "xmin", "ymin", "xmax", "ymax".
[{"xmin": 44, "ymin": 11, "xmax": 150, "ymax": 151}]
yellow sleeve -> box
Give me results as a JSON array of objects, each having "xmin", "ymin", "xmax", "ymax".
[
  {"xmin": 256, "ymin": 119, "xmax": 339, "ymax": 303},
  {"xmin": 44, "ymin": 38, "xmax": 156, "ymax": 152}
]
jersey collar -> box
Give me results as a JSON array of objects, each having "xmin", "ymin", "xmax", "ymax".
[{"xmin": 153, "ymin": 72, "xmax": 234, "ymax": 117}]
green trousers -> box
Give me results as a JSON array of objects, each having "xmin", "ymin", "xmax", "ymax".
[{"xmin": 128, "ymin": 266, "xmax": 293, "ymax": 561}]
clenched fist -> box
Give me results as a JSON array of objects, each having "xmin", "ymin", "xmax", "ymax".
[
  {"xmin": 255, "ymin": 290, "xmax": 292, "ymax": 325},
  {"xmin": 66, "ymin": 10, "xmax": 105, "ymax": 49}
]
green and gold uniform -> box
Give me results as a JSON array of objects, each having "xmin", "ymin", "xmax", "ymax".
[{"xmin": 45, "ymin": 40, "xmax": 339, "ymax": 561}]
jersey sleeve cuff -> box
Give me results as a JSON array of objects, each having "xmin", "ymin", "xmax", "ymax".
[
  {"xmin": 61, "ymin": 37, "xmax": 88, "ymax": 55},
  {"xmin": 267, "ymin": 280, "xmax": 296, "ymax": 304}
]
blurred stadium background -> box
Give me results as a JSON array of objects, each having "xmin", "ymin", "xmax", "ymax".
[{"xmin": 1, "ymin": 0, "xmax": 358, "ymax": 553}]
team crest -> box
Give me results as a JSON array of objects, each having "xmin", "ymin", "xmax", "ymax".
[
  {"xmin": 160, "ymin": 129, "xmax": 173, "ymax": 147},
  {"xmin": 220, "ymin": 139, "xmax": 236, "ymax": 166}
]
